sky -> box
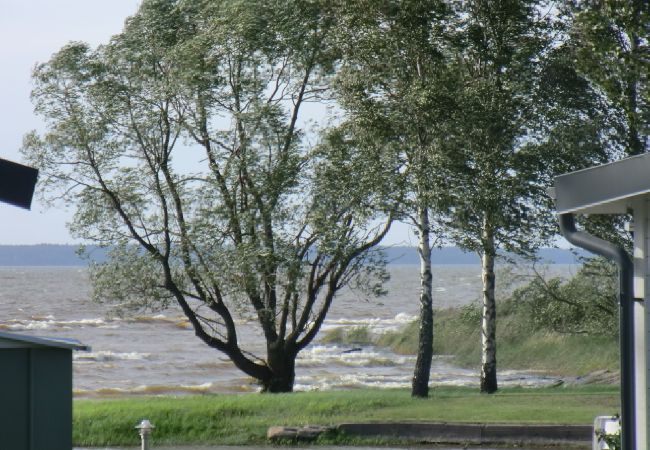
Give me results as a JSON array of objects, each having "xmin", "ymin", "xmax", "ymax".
[
  {"xmin": 0, "ymin": 0, "xmax": 417, "ymax": 246},
  {"xmin": 0, "ymin": 0, "xmax": 141, "ymax": 244}
]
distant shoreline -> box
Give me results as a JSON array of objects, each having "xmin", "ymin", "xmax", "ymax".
[
  {"xmin": 0, "ymin": 245, "xmax": 585, "ymax": 267},
  {"xmin": 0, "ymin": 245, "xmax": 104, "ymax": 266}
]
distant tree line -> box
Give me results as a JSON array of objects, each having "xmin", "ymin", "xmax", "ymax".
[{"xmin": 23, "ymin": 0, "xmax": 648, "ymax": 394}]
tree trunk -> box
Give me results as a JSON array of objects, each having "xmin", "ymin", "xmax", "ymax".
[
  {"xmin": 480, "ymin": 219, "xmax": 497, "ymax": 394},
  {"xmin": 412, "ymin": 204, "xmax": 434, "ymax": 398},
  {"xmin": 261, "ymin": 342, "xmax": 296, "ymax": 393}
]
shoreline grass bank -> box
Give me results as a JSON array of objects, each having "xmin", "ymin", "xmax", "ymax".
[
  {"xmin": 73, "ymin": 386, "xmax": 619, "ymax": 446},
  {"xmin": 323, "ymin": 305, "xmax": 619, "ymax": 378}
]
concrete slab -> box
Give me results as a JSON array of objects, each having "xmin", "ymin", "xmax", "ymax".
[{"xmin": 337, "ymin": 422, "xmax": 592, "ymax": 446}]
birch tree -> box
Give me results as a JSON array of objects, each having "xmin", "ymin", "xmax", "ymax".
[
  {"xmin": 443, "ymin": 0, "xmax": 614, "ymax": 393},
  {"xmin": 335, "ymin": 0, "xmax": 456, "ymax": 397}
]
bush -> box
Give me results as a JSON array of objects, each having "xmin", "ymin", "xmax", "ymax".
[
  {"xmin": 511, "ymin": 258, "xmax": 618, "ymax": 336},
  {"xmin": 320, "ymin": 259, "xmax": 620, "ymax": 375}
]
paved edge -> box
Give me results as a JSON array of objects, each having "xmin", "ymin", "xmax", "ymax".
[
  {"xmin": 268, "ymin": 422, "xmax": 593, "ymax": 447},
  {"xmin": 336, "ymin": 422, "xmax": 592, "ymax": 446}
]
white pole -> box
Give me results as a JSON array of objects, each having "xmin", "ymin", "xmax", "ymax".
[
  {"xmin": 633, "ymin": 198, "xmax": 649, "ymax": 448},
  {"xmin": 135, "ymin": 419, "xmax": 155, "ymax": 450}
]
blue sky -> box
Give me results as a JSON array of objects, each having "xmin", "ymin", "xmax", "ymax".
[
  {"xmin": 0, "ymin": 0, "xmax": 141, "ymax": 244},
  {"xmin": 0, "ymin": 0, "xmax": 416, "ymax": 246}
]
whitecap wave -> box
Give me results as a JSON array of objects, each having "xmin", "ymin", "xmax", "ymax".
[
  {"xmin": 0, "ymin": 316, "xmax": 111, "ymax": 331},
  {"xmin": 74, "ymin": 382, "xmax": 216, "ymax": 397},
  {"xmin": 297, "ymin": 345, "xmax": 415, "ymax": 368},
  {"xmin": 0, "ymin": 313, "xmax": 194, "ymax": 331},
  {"xmin": 128, "ymin": 314, "xmax": 183, "ymax": 324},
  {"xmin": 323, "ymin": 313, "xmax": 416, "ymax": 333},
  {"xmin": 294, "ymin": 373, "xmax": 413, "ymax": 391},
  {"xmin": 293, "ymin": 370, "xmax": 561, "ymax": 391},
  {"xmin": 74, "ymin": 351, "xmax": 152, "ymax": 362}
]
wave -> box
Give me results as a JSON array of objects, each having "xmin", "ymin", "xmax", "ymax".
[
  {"xmin": 74, "ymin": 382, "xmax": 220, "ymax": 397},
  {"xmin": 0, "ymin": 313, "xmax": 189, "ymax": 331},
  {"xmin": 323, "ymin": 313, "xmax": 416, "ymax": 333},
  {"xmin": 0, "ymin": 317, "xmax": 112, "ymax": 331},
  {"xmin": 73, "ymin": 370, "xmax": 562, "ymax": 397},
  {"xmin": 128, "ymin": 314, "xmax": 185, "ymax": 324},
  {"xmin": 293, "ymin": 370, "xmax": 562, "ymax": 392},
  {"xmin": 294, "ymin": 373, "xmax": 413, "ymax": 391},
  {"xmin": 297, "ymin": 345, "xmax": 415, "ymax": 368},
  {"xmin": 74, "ymin": 351, "xmax": 151, "ymax": 362},
  {"xmin": 0, "ymin": 312, "xmax": 417, "ymax": 335}
]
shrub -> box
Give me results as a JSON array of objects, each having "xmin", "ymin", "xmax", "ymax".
[{"xmin": 511, "ymin": 258, "xmax": 618, "ymax": 336}]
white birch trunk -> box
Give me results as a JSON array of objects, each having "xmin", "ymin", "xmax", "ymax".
[
  {"xmin": 480, "ymin": 216, "xmax": 497, "ymax": 393},
  {"xmin": 412, "ymin": 203, "xmax": 434, "ymax": 397}
]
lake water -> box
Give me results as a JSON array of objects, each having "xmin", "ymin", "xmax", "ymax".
[{"xmin": 0, "ymin": 265, "xmax": 578, "ymax": 396}]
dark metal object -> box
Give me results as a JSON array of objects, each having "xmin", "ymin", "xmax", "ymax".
[
  {"xmin": 0, "ymin": 331, "xmax": 89, "ymax": 450},
  {"xmin": 559, "ymin": 213, "xmax": 635, "ymax": 450},
  {"xmin": 0, "ymin": 157, "xmax": 38, "ymax": 209}
]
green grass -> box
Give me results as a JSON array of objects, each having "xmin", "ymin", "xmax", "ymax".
[
  {"xmin": 328, "ymin": 305, "xmax": 620, "ymax": 377},
  {"xmin": 75, "ymin": 294, "xmax": 621, "ymax": 447},
  {"xmin": 321, "ymin": 325, "xmax": 374, "ymax": 346},
  {"xmin": 74, "ymin": 386, "xmax": 620, "ymax": 446}
]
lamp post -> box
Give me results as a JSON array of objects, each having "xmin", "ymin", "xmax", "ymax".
[{"xmin": 135, "ymin": 419, "xmax": 155, "ymax": 450}]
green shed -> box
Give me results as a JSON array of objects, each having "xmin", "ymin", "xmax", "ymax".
[{"xmin": 0, "ymin": 331, "xmax": 89, "ymax": 450}]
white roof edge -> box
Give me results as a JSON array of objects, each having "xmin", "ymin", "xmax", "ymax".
[
  {"xmin": 554, "ymin": 153, "xmax": 650, "ymax": 179},
  {"xmin": 0, "ymin": 331, "xmax": 90, "ymax": 351},
  {"xmin": 555, "ymin": 192, "xmax": 643, "ymax": 215},
  {"xmin": 554, "ymin": 153, "xmax": 650, "ymax": 214}
]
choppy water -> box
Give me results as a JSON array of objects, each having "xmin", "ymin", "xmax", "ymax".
[{"xmin": 0, "ymin": 265, "xmax": 578, "ymax": 397}]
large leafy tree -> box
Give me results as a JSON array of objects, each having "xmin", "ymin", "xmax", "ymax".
[
  {"xmin": 442, "ymin": 0, "xmax": 614, "ymax": 393},
  {"xmin": 23, "ymin": 0, "xmax": 391, "ymax": 393},
  {"xmin": 566, "ymin": 0, "xmax": 649, "ymax": 156},
  {"xmin": 559, "ymin": 0, "xmax": 646, "ymax": 264},
  {"xmin": 550, "ymin": 1, "xmax": 648, "ymax": 297},
  {"xmin": 335, "ymin": 0, "xmax": 457, "ymax": 397}
]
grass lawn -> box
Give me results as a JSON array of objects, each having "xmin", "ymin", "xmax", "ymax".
[{"xmin": 73, "ymin": 386, "xmax": 620, "ymax": 446}]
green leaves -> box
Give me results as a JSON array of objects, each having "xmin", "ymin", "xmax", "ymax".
[
  {"xmin": 566, "ymin": 0, "xmax": 649, "ymax": 155},
  {"xmin": 22, "ymin": 0, "xmax": 640, "ymax": 391},
  {"xmin": 512, "ymin": 258, "xmax": 618, "ymax": 336},
  {"xmin": 23, "ymin": 0, "xmax": 395, "ymax": 389}
]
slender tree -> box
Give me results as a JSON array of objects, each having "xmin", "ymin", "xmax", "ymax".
[
  {"xmin": 442, "ymin": 0, "xmax": 615, "ymax": 393},
  {"xmin": 22, "ymin": 0, "xmax": 392, "ymax": 393},
  {"xmin": 335, "ymin": 0, "xmax": 457, "ymax": 397}
]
